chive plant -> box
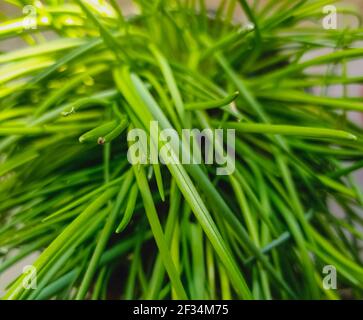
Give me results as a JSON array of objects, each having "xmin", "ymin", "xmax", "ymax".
[{"xmin": 0, "ymin": 0, "xmax": 363, "ymax": 300}]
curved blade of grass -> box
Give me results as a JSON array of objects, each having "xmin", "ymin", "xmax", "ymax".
[
  {"xmin": 116, "ymin": 183, "xmax": 138, "ymax": 233},
  {"xmin": 130, "ymin": 156, "xmax": 188, "ymax": 300},
  {"xmin": 185, "ymin": 91, "xmax": 239, "ymax": 110},
  {"xmin": 220, "ymin": 121, "xmax": 357, "ymax": 140}
]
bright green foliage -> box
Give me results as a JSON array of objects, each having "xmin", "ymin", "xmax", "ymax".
[{"xmin": 0, "ymin": 0, "xmax": 363, "ymax": 300}]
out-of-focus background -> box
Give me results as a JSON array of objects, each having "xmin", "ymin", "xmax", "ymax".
[{"xmin": 0, "ymin": 0, "xmax": 362, "ymax": 296}]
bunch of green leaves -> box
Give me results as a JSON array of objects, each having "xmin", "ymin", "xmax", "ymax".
[{"xmin": 0, "ymin": 0, "xmax": 363, "ymax": 300}]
